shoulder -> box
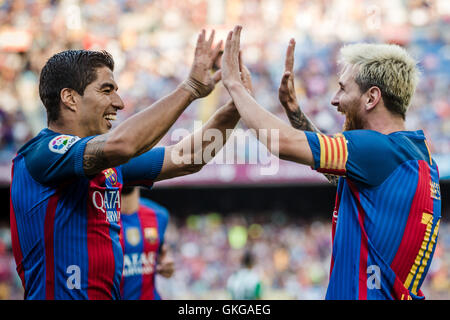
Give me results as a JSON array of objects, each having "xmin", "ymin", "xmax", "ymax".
[
  {"xmin": 18, "ymin": 129, "xmax": 82, "ymax": 158},
  {"xmin": 342, "ymin": 129, "xmax": 389, "ymax": 144},
  {"xmin": 342, "ymin": 129, "xmax": 397, "ymax": 157},
  {"xmin": 140, "ymin": 198, "xmax": 169, "ymax": 219},
  {"xmin": 16, "ymin": 129, "xmax": 94, "ymax": 184}
]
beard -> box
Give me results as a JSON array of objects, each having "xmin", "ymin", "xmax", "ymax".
[{"xmin": 342, "ymin": 105, "xmax": 366, "ymax": 131}]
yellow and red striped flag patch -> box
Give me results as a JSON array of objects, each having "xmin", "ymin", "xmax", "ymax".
[{"xmin": 316, "ymin": 133, "xmax": 348, "ymax": 175}]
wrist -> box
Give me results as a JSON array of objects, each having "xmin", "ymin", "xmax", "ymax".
[
  {"xmin": 283, "ymin": 101, "xmax": 300, "ymax": 113},
  {"xmin": 224, "ymin": 80, "xmax": 244, "ymax": 92},
  {"xmin": 178, "ymin": 80, "xmax": 199, "ymax": 102}
]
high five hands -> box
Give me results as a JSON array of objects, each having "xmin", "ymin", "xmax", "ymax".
[
  {"xmin": 182, "ymin": 29, "xmax": 223, "ymax": 99},
  {"xmin": 279, "ymin": 38, "xmax": 300, "ymax": 113},
  {"xmin": 182, "ymin": 27, "xmax": 253, "ymax": 100},
  {"xmin": 222, "ymin": 25, "xmax": 244, "ymax": 91}
]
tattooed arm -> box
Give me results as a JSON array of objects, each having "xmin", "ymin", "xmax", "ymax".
[
  {"xmin": 155, "ymin": 54, "xmax": 253, "ymax": 181},
  {"xmin": 283, "ymin": 107, "xmax": 320, "ymax": 133},
  {"xmin": 278, "ymin": 39, "xmax": 338, "ymax": 186},
  {"xmin": 83, "ymin": 29, "xmax": 222, "ymax": 176}
]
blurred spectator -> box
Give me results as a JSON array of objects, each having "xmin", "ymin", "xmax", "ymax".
[{"xmin": 227, "ymin": 250, "xmax": 263, "ymax": 299}]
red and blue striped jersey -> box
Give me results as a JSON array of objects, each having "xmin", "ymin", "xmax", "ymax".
[
  {"xmin": 10, "ymin": 128, "xmax": 165, "ymax": 300},
  {"xmin": 119, "ymin": 199, "xmax": 169, "ymax": 300},
  {"xmin": 305, "ymin": 129, "xmax": 441, "ymax": 300}
]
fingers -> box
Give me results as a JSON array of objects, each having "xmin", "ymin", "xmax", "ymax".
[
  {"xmin": 239, "ymin": 50, "xmax": 243, "ymax": 72},
  {"xmin": 224, "ymin": 30, "xmax": 233, "ymax": 52},
  {"xmin": 281, "ymin": 71, "xmax": 291, "ymax": 86},
  {"xmin": 232, "ymin": 25, "xmax": 242, "ymax": 55},
  {"xmin": 224, "ymin": 26, "xmax": 241, "ymax": 65},
  {"xmin": 222, "ymin": 25, "xmax": 245, "ymax": 87},
  {"xmin": 207, "ymin": 29, "xmax": 215, "ymax": 47},
  {"xmin": 212, "ymin": 70, "xmax": 222, "ymax": 83},
  {"xmin": 210, "ymin": 40, "xmax": 223, "ymax": 69},
  {"xmin": 199, "ymin": 29, "xmax": 206, "ymax": 43},
  {"xmin": 195, "ymin": 29, "xmax": 215, "ymax": 54},
  {"xmin": 285, "ymin": 38, "xmax": 295, "ymax": 72}
]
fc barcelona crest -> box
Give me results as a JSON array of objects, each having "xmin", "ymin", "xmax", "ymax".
[
  {"xmin": 103, "ymin": 168, "xmax": 118, "ymax": 186},
  {"xmin": 126, "ymin": 227, "xmax": 141, "ymax": 246},
  {"xmin": 144, "ymin": 227, "xmax": 158, "ymax": 244}
]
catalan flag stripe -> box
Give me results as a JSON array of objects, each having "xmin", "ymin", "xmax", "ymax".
[
  {"xmin": 323, "ymin": 135, "xmax": 330, "ymax": 168},
  {"xmin": 336, "ymin": 136, "xmax": 341, "ymax": 169},
  {"xmin": 342, "ymin": 135, "xmax": 348, "ymax": 169},
  {"xmin": 317, "ymin": 134, "xmax": 325, "ymax": 168},
  {"xmin": 317, "ymin": 133, "xmax": 348, "ymax": 173},
  {"xmin": 330, "ymin": 136, "xmax": 338, "ymax": 170}
]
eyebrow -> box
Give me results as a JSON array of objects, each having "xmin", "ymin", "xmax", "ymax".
[{"xmin": 99, "ymin": 82, "xmax": 118, "ymax": 91}]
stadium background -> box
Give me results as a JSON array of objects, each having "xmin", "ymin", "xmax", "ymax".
[{"xmin": 0, "ymin": 0, "xmax": 448, "ymax": 299}]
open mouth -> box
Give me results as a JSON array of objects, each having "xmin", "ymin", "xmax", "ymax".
[{"xmin": 103, "ymin": 113, "xmax": 117, "ymax": 127}]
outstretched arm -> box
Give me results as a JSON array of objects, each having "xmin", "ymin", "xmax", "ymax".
[
  {"xmin": 221, "ymin": 26, "xmax": 314, "ymax": 166},
  {"xmin": 278, "ymin": 39, "xmax": 338, "ymax": 185},
  {"xmin": 83, "ymin": 30, "xmax": 222, "ymax": 176},
  {"xmin": 155, "ymin": 53, "xmax": 253, "ymax": 181}
]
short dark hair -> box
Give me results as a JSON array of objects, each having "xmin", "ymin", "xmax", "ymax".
[
  {"xmin": 39, "ymin": 50, "xmax": 115, "ymax": 123},
  {"xmin": 242, "ymin": 251, "xmax": 255, "ymax": 268}
]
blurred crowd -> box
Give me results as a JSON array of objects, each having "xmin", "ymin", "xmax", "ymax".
[
  {"xmin": 0, "ymin": 0, "xmax": 449, "ymax": 175},
  {"xmin": 158, "ymin": 213, "xmax": 450, "ymax": 300},
  {"xmin": 0, "ymin": 213, "xmax": 449, "ymax": 300}
]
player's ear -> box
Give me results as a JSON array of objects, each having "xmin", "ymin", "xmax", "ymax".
[
  {"xmin": 364, "ymin": 86, "xmax": 382, "ymax": 111},
  {"xmin": 60, "ymin": 88, "xmax": 78, "ymax": 112}
]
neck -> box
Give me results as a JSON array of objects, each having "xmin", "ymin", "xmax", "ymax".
[
  {"xmin": 364, "ymin": 108, "xmax": 406, "ymax": 135},
  {"xmin": 48, "ymin": 117, "xmax": 86, "ymax": 137},
  {"xmin": 121, "ymin": 188, "xmax": 140, "ymax": 215}
]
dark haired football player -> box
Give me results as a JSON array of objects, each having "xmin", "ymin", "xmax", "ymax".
[{"xmin": 10, "ymin": 29, "xmax": 252, "ymax": 299}]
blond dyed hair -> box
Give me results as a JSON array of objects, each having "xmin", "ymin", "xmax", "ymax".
[{"xmin": 338, "ymin": 43, "xmax": 420, "ymax": 119}]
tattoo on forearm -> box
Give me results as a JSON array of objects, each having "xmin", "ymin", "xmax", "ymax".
[
  {"xmin": 287, "ymin": 108, "xmax": 319, "ymax": 133},
  {"xmin": 324, "ymin": 173, "xmax": 339, "ymax": 186},
  {"xmin": 83, "ymin": 135, "xmax": 111, "ymax": 176},
  {"xmin": 287, "ymin": 108, "xmax": 338, "ymax": 186}
]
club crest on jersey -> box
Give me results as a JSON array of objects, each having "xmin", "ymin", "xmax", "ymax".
[
  {"xmin": 126, "ymin": 227, "xmax": 141, "ymax": 246},
  {"xmin": 144, "ymin": 227, "xmax": 158, "ymax": 244},
  {"xmin": 48, "ymin": 135, "xmax": 80, "ymax": 154},
  {"xmin": 103, "ymin": 168, "xmax": 118, "ymax": 186}
]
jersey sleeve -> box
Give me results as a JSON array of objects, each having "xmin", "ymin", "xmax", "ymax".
[
  {"xmin": 24, "ymin": 133, "xmax": 95, "ymax": 185},
  {"xmin": 304, "ymin": 130, "xmax": 399, "ymax": 186},
  {"xmin": 121, "ymin": 147, "xmax": 165, "ymax": 187}
]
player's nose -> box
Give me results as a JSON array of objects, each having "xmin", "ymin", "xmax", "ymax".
[
  {"xmin": 331, "ymin": 93, "xmax": 339, "ymax": 108},
  {"xmin": 112, "ymin": 92, "xmax": 125, "ymax": 110}
]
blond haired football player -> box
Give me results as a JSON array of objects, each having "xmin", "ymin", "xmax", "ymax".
[{"xmin": 222, "ymin": 25, "xmax": 441, "ymax": 300}]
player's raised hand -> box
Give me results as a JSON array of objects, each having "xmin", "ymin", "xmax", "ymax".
[
  {"xmin": 239, "ymin": 51, "xmax": 254, "ymax": 97},
  {"xmin": 182, "ymin": 29, "xmax": 223, "ymax": 99},
  {"xmin": 278, "ymin": 38, "xmax": 300, "ymax": 112},
  {"xmin": 222, "ymin": 25, "xmax": 243, "ymax": 90}
]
